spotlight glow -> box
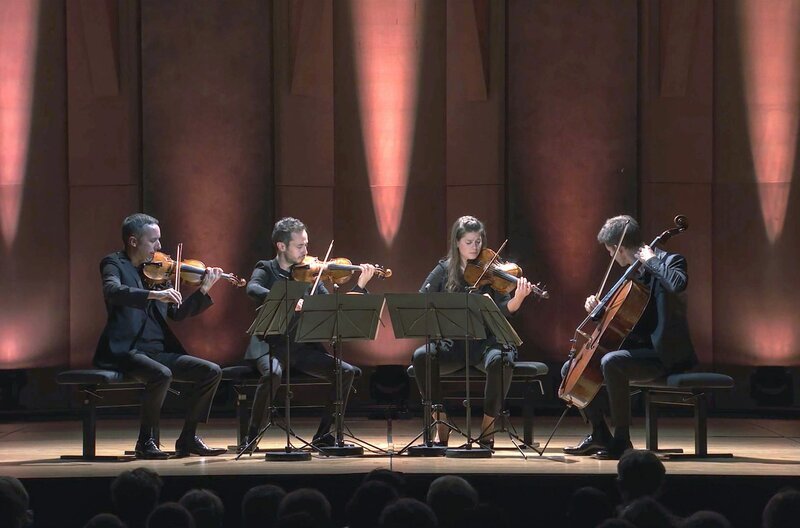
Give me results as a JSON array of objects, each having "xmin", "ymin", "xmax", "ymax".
[
  {"xmin": 0, "ymin": 0, "xmax": 40, "ymax": 249},
  {"xmin": 350, "ymin": 0, "xmax": 422, "ymax": 246},
  {"xmin": 739, "ymin": 0, "xmax": 800, "ymax": 243}
]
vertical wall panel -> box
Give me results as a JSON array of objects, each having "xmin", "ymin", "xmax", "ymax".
[
  {"xmin": 0, "ymin": 1, "xmax": 68, "ymax": 368},
  {"xmin": 141, "ymin": 1, "xmax": 273, "ymax": 365},
  {"xmin": 446, "ymin": 0, "xmax": 505, "ymax": 247},
  {"xmin": 67, "ymin": 0, "xmax": 141, "ymax": 367},
  {"xmin": 640, "ymin": 0, "xmax": 714, "ymax": 365},
  {"xmin": 507, "ymin": 1, "xmax": 638, "ymax": 362}
]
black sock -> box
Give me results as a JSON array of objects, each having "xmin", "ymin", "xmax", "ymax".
[
  {"xmin": 180, "ymin": 421, "xmax": 197, "ymax": 440},
  {"xmin": 614, "ymin": 426, "xmax": 630, "ymax": 443},
  {"xmin": 138, "ymin": 426, "xmax": 153, "ymax": 443},
  {"xmin": 315, "ymin": 414, "xmax": 333, "ymax": 438},
  {"xmin": 591, "ymin": 422, "xmax": 611, "ymax": 439}
]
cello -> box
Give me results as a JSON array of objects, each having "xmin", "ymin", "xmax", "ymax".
[{"xmin": 558, "ymin": 215, "xmax": 689, "ymax": 409}]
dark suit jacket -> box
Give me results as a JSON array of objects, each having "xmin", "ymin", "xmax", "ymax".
[
  {"xmin": 93, "ymin": 251, "xmax": 213, "ymax": 368},
  {"xmin": 639, "ymin": 247, "xmax": 697, "ymax": 373}
]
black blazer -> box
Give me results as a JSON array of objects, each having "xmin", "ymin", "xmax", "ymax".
[
  {"xmin": 93, "ymin": 251, "xmax": 213, "ymax": 368},
  {"xmin": 639, "ymin": 247, "xmax": 697, "ymax": 373}
]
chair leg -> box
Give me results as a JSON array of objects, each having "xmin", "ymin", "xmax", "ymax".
[
  {"xmin": 237, "ymin": 384, "xmax": 249, "ymax": 446},
  {"xmin": 695, "ymin": 392, "xmax": 708, "ymax": 456},
  {"xmin": 523, "ymin": 380, "xmax": 536, "ymax": 447},
  {"xmin": 644, "ymin": 389, "xmax": 658, "ymax": 451},
  {"xmin": 84, "ymin": 388, "xmax": 97, "ymax": 459}
]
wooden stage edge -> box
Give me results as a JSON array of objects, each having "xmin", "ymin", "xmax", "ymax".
[{"xmin": 2, "ymin": 415, "xmax": 800, "ymax": 479}]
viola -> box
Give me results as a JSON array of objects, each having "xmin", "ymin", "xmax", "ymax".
[
  {"xmin": 558, "ymin": 215, "xmax": 689, "ymax": 409},
  {"xmin": 464, "ymin": 248, "xmax": 549, "ymax": 298},
  {"xmin": 142, "ymin": 251, "xmax": 246, "ymax": 289},
  {"xmin": 291, "ymin": 256, "xmax": 392, "ymax": 285}
]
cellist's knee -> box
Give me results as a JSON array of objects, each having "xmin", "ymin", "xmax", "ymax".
[{"xmin": 560, "ymin": 360, "xmax": 572, "ymax": 378}]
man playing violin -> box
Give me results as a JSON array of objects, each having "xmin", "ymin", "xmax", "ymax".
[
  {"xmin": 562, "ymin": 215, "xmax": 697, "ymax": 459},
  {"xmin": 93, "ymin": 213, "xmax": 227, "ymax": 459},
  {"xmin": 412, "ymin": 215, "xmax": 536, "ymax": 448},
  {"xmin": 241, "ymin": 217, "xmax": 376, "ymax": 450}
]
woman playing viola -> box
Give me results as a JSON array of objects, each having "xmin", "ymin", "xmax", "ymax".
[{"xmin": 411, "ymin": 216, "xmax": 536, "ymax": 447}]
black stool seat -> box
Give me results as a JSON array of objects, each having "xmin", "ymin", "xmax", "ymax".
[
  {"xmin": 631, "ymin": 370, "xmax": 735, "ymax": 459},
  {"xmin": 57, "ymin": 368, "xmax": 150, "ymax": 460},
  {"xmin": 221, "ymin": 364, "xmax": 361, "ymax": 384},
  {"xmin": 633, "ymin": 372, "xmax": 734, "ymax": 390},
  {"xmin": 56, "ymin": 369, "xmax": 133, "ymax": 386},
  {"xmin": 406, "ymin": 361, "xmax": 549, "ymax": 379}
]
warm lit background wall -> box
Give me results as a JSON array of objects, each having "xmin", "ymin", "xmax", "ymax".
[{"xmin": 2, "ymin": 0, "xmax": 800, "ymax": 378}]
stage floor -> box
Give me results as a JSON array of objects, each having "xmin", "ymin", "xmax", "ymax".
[{"xmin": 2, "ymin": 415, "xmax": 800, "ymax": 479}]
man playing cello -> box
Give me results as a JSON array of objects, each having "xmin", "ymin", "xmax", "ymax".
[{"xmin": 562, "ymin": 215, "xmax": 697, "ymax": 460}]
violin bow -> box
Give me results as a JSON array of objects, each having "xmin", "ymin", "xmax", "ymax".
[
  {"xmin": 469, "ymin": 238, "xmax": 508, "ymax": 289},
  {"xmin": 309, "ymin": 239, "xmax": 335, "ymax": 296},
  {"xmin": 595, "ymin": 220, "xmax": 629, "ymax": 299},
  {"xmin": 175, "ymin": 242, "xmax": 183, "ymax": 307}
]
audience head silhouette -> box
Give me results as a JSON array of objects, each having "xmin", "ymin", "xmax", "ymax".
[
  {"xmin": 242, "ymin": 484, "xmax": 286, "ymax": 528},
  {"xmin": 427, "ymin": 475, "xmax": 478, "ymax": 528},
  {"xmin": 111, "ymin": 468, "xmax": 163, "ymax": 528},
  {"xmin": 762, "ymin": 488, "xmax": 800, "ymax": 528},
  {"xmin": 616, "ymin": 450, "xmax": 666, "ymax": 503},
  {"xmin": 146, "ymin": 502, "xmax": 195, "ymax": 528},
  {"xmin": 380, "ymin": 498, "xmax": 438, "ymax": 528},
  {"xmin": 277, "ymin": 488, "xmax": 331, "ymax": 528},
  {"xmin": 179, "ymin": 488, "xmax": 224, "ymax": 528},
  {"xmin": 346, "ymin": 480, "xmax": 399, "ymax": 528}
]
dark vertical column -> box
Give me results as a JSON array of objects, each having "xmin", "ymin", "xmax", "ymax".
[
  {"xmin": 640, "ymin": 0, "xmax": 713, "ymax": 365},
  {"xmin": 446, "ymin": 0, "xmax": 506, "ymax": 247},
  {"xmin": 0, "ymin": 1, "xmax": 68, "ymax": 368},
  {"xmin": 273, "ymin": 0, "xmax": 335, "ymax": 245},
  {"xmin": 67, "ymin": 0, "xmax": 141, "ymax": 367},
  {"xmin": 141, "ymin": 0, "xmax": 273, "ymax": 365},
  {"xmin": 507, "ymin": 0, "xmax": 638, "ymax": 361}
]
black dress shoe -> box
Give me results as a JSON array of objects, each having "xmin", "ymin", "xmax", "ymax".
[
  {"xmin": 175, "ymin": 435, "xmax": 227, "ymax": 457},
  {"xmin": 311, "ymin": 432, "xmax": 336, "ymax": 448},
  {"xmin": 135, "ymin": 438, "xmax": 170, "ymax": 460},
  {"xmin": 563, "ymin": 434, "xmax": 611, "ymax": 456},
  {"xmin": 593, "ymin": 439, "xmax": 634, "ymax": 460}
]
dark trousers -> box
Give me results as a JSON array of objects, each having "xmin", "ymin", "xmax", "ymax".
[
  {"xmin": 561, "ymin": 348, "xmax": 666, "ymax": 428},
  {"xmin": 412, "ymin": 339, "xmax": 515, "ymax": 418},
  {"xmin": 116, "ymin": 350, "xmax": 222, "ymax": 433},
  {"xmin": 247, "ymin": 342, "xmax": 361, "ymax": 435}
]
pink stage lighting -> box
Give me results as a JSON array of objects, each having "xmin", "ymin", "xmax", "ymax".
[
  {"xmin": 739, "ymin": 0, "xmax": 800, "ymax": 244},
  {"xmin": 0, "ymin": 0, "xmax": 39, "ymax": 249},
  {"xmin": 350, "ymin": 0, "xmax": 422, "ymax": 247}
]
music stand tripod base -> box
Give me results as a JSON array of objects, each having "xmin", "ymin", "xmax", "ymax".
[
  {"xmin": 316, "ymin": 444, "xmax": 364, "ymax": 456},
  {"xmin": 407, "ymin": 444, "xmax": 448, "ymax": 457},
  {"xmin": 264, "ymin": 448, "xmax": 312, "ymax": 461},
  {"xmin": 445, "ymin": 446, "xmax": 492, "ymax": 459}
]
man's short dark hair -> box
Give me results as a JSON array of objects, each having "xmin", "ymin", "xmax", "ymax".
[
  {"xmin": 616, "ymin": 450, "xmax": 666, "ymax": 503},
  {"xmin": 146, "ymin": 502, "xmax": 195, "ymax": 528},
  {"xmin": 242, "ymin": 484, "xmax": 286, "ymax": 528},
  {"xmin": 380, "ymin": 498, "xmax": 437, "ymax": 528},
  {"xmin": 179, "ymin": 489, "xmax": 224, "ymax": 528},
  {"xmin": 763, "ymin": 488, "xmax": 800, "ymax": 528},
  {"xmin": 272, "ymin": 217, "xmax": 306, "ymax": 247},
  {"xmin": 362, "ymin": 469, "xmax": 407, "ymax": 496},
  {"xmin": 111, "ymin": 467, "xmax": 163, "ymax": 528},
  {"xmin": 122, "ymin": 214, "xmax": 159, "ymax": 245},
  {"xmin": 346, "ymin": 481, "xmax": 398, "ymax": 528},
  {"xmin": 566, "ymin": 486, "xmax": 613, "ymax": 528},
  {"xmin": 427, "ymin": 475, "xmax": 479, "ymax": 528},
  {"xmin": 682, "ymin": 510, "xmax": 732, "ymax": 528},
  {"xmin": 597, "ymin": 215, "xmax": 642, "ymax": 249},
  {"xmin": 84, "ymin": 513, "xmax": 125, "ymax": 528},
  {"xmin": 0, "ymin": 476, "xmax": 31, "ymax": 528},
  {"xmin": 277, "ymin": 488, "xmax": 331, "ymax": 527}
]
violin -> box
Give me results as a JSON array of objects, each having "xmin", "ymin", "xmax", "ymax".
[
  {"xmin": 464, "ymin": 248, "xmax": 549, "ymax": 298},
  {"xmin": 141, "ymin": 251, "xmax": 246, "ymax": 289},
  {"xmin": 558, "ymin": 215, "xmax": 689, "ymax": 409},
  {"xmin": 291, "ymin": 256, "xmax": 392, "ymax": 285}
]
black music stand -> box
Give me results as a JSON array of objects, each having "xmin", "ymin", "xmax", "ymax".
[
  {"xmin": 469, "ymin": 294, "xmax": 539, "ymax": 458},
  {"xmin": 240, "ymin": 279, "xmax": 313, "ymax": 461},
  {"xmin": 294, "ymin": 288, "xmax": 386, "ymax": 456},
  {"xmin": 385, "ymin": 292, "xmax": 488, "ymax": 457}
]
